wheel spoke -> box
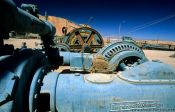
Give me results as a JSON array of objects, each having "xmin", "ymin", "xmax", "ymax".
[
  {"xmin": 65, "ymin": 27, "xmax": 104, "ymax": 52},
  {"xmin": 75, "ymin": 31, "xmax": 84, "ymax": 45},
  {"xmin": 86, "ymin": 31, "xmax": 95, "ymax": 44}
]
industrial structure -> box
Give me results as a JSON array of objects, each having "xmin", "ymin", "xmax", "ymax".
[
  {"xmin": 56, "ymin": 27, "xmax": 104, "ymax": 53},
  {"xmin": 0, "ymin": 0, "xmax": 175, "ymax": 112}
]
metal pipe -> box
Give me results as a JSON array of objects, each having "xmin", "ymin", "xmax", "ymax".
[
  {"xmin": 0, "ymin": 0, "xmax": 63, "ymax": 69},
  {"xmin": 60, "ymin": 51, "xmax": 93, "ymax": 71},
  {"xmin": 0, "ymin": 0, "xmax": 55, "ymax": 39}
]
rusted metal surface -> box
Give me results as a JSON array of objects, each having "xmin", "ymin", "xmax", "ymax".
[
  {"xmin": 59, "ymin": 41, "xmax": 148, "ymax": 72},
  {"xmin": 54, "ymin": 43, "xmax": 70, "ymax": 51},
  {"xmin": 64, "ymin": 27, "xmax": 104, "ymax": 52}
]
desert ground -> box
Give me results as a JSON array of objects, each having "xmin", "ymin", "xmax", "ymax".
[
  {"xmin": 144, "ymin": 50, "xmax": 175, "ymax": 68},
  {"xmin": 4, "ymin": 38, "xmax": 175, "ymax": 69},
  {"xmin": 4, "ymin": 38, "xmax": 42, "ymax": 48}
]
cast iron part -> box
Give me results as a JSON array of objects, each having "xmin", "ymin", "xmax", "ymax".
[
  {"xmin": 0, "ymin": 0, "xmax": 62, "ymax": 111},
  {"xmin": 63, "ymin": 27, "xmax": 104, "ymax": 53},
  {"xmin": 0, "ymin": 0, "xmax": 62, "ymax": 69},
  {"xmin": 21, "ymin": 3, "xmax": 39, "ymax": 18},
  {"xmin": 1, "ymin": 1, "xmax": 175, "ymax": 112},
  {"xmin": 59, "ymin": 41, "xmax": 147, "ymax": 72}
]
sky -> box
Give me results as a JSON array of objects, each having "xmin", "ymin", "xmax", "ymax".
[{"xmin": 14, "ymin": 0, "xmax": 175, "ymax": 41}]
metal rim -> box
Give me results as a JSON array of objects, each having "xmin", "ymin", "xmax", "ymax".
[
  {"xmin": 55, "ymin": 43, "xmax": 70, "ymax": 52},
  {"xmin": 65, "ymin": 27, "xmax": 104, "ymax": 52},
  {"xmin": 29, "ymin": 66, "xmax": 49, "ymax": 112}
]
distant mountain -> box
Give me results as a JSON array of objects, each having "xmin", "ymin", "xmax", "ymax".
[{"xmin": 39, "ymin": 15, "xmax": 80, "ymax": 36}]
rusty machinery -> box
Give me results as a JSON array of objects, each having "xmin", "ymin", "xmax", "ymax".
[
  {"xmin": 56, "ymin": 27, "xmax": 104, "ymax": 53},
  {"xmin": 1, "ymin": 0, "xmax": 175, "ymax": 112},
  {"xmin": 58, "ymin": 41, "xmax": 147, "ymax": 72}
]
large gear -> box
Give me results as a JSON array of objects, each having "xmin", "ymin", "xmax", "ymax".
[
  {"xmin": 54, "ymin": 43, "xmax": 70, "ymax": 52},
  {"xmin": 64, "ymin": 27, "xmax": 104, "ymax": 52}
]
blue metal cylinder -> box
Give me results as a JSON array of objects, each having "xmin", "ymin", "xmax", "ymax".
[
  {"xmin": 54, "ymin": 62, "xmax": 175, "ymax": 112},
  {"xmin": 55, "ymin": 74, "xmax": 175, "ymax": 112},
  {"xmin": 60, "ymin": 51, "xmax": 93, "ymax": 71}
]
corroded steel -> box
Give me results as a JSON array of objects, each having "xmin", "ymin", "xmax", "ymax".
[
  {"xmin": 59, "ymin": 41, "xmax": 147, "ymax": 72},
  {"xmin": 55, "ymin": 43, "xmax": 70, "ymax": 51},
  {"xmin": 64, "ymin": 27, "xmax": 104, "ymax": 52}
]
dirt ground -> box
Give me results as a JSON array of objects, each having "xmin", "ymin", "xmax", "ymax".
[
  {"xmin": 4, "ymin": 38, "xmax": 175, "ymax": 69},
  {"xmin": 143, "ymin": 50, "xmax": 175, "ymax": 68},
  {"xmin": 4, "ymin": 38, "xmax": 41, "ymax": 49}
]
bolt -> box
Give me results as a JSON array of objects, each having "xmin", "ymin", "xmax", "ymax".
[
  {"xmin": 4, "ymin": 93, "xmax": 11, "ymax": 100},
  {"xmin": 11, "ymin": 75, "xmax": 18, "ymax": 80},
  {"xmin": 74, "ymin": 73, "xmax": 80, "ymax": 76},
  {"xmin": 42, "ymin": 69, "xmax": 45, "ymax": 74},
  {"xmin": 34, "ymin": 94, "xmax": 38, "ymax": 99},
  {"xmin": 37, "ymin": 79, "xmax": 41, "ymax": 83}
]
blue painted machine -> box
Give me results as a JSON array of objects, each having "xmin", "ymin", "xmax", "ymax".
[
  {"xmin": 60, "ymin": 41, "xmax": 147, "ymax": 72},
  {"xmin": 0, "ymin": 0, "xmax": 175, "ymax": 112}
]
